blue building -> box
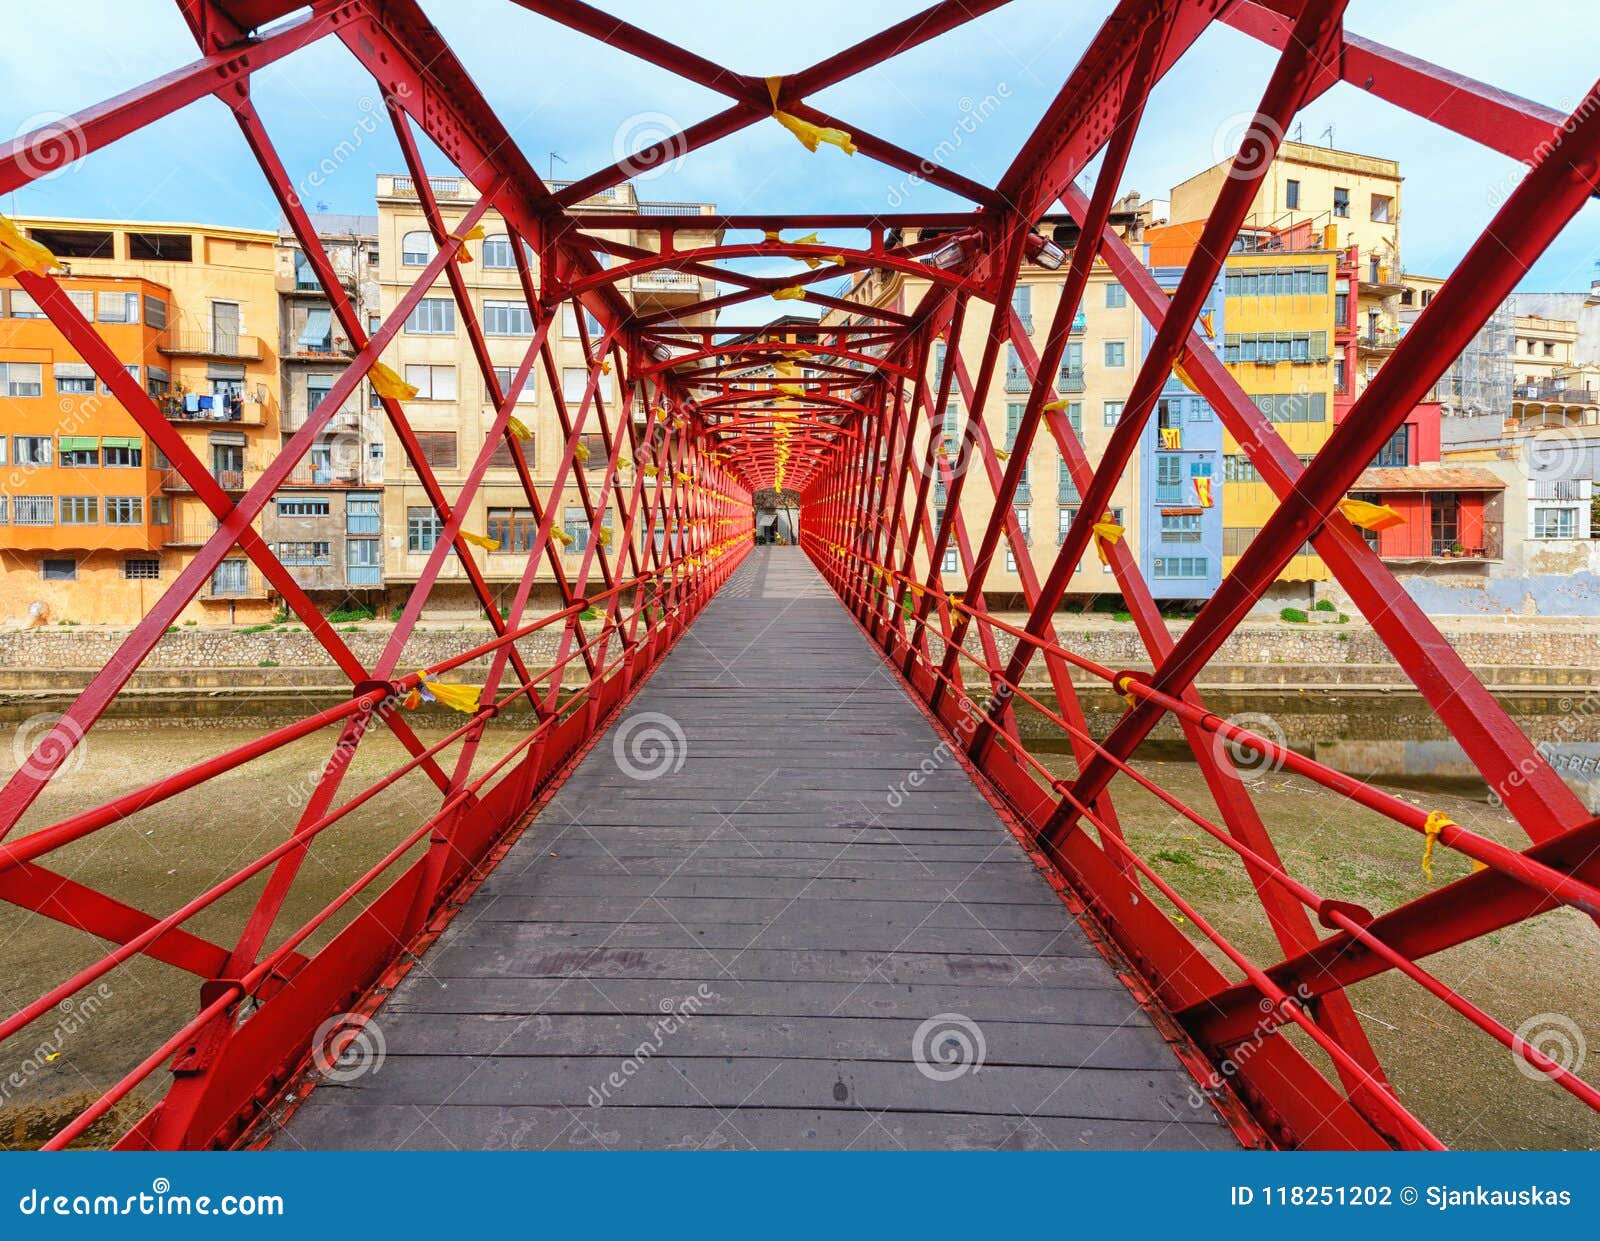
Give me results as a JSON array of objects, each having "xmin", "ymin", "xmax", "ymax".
[{"xmin": 1137, "ymin": 267, "xmax": 1224, "ymax": 600}]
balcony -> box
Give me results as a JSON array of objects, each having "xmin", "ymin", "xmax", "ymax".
[
  {"xmin": 1056, "ymin": 366, "xmax": 1085, "ymax": 393},
  {"xmin": 1005, "ymin": 366, "xmax": 1032, "ymax": 394},
  {"xmin": 1513, "ymin": 381, "xmax": 1599, "ymax": 407},
  {"xmin": 158, "ymin": 329, "xmax": 263, "ymax": 361},
  {"xmin": 1364, "ymin": 263, "xmax": 1405, "ymax": 296},
  {"xmin": 1358, "ymin": 330, "xmax": 1401, "ymax": 355},
  {"xmin": 383, "ymin": 173, "xmax": 466, "ymax": 199},
  {"xmin": 162, "ymin": 468, "xmax": 245, "ymax": 493},
  {"xmin": 631, "ymin": 270, "xmax": 702, "ymax": 296},
  {"xmin": 161, "ymin": 519, "xmax": 222, "ymax": 548},
  {"xmin": 156, "ymin": 394, "xmax": 266, "ymax": 426},
  {"xmin": 283, "ymin": 465, "xmax": 362, "ymax": 488}
]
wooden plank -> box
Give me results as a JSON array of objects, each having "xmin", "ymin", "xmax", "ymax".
[{"xmin": 277, "ymin": 548, "xmax": 1232, "ymax": 1151}]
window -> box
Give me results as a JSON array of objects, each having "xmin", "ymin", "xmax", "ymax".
[
  {"xmin": 484, "ymin": 300, "xmax": 533, "ymax": 336},
  {"xmin": 1057, "ymin": 506, "xmax": 1076, "ymax": 543},
  {"xmin": 1012, "ymin": 507, "xmax": 1031, "ymax": 547},
  {"xmin": 276, "ymin": 541, "xmax": 332, "ymax": 565},
  {"xmin": 562, "ymin": 367, "xmax": 615, "ymax": 404},
  {"xmin": 408, "ymin": 506, "xmax": 443, "ymax": 552},
  {"xmin": 14, "ymin": 496, "xmax": 54, "ymax": 525},
  {"xmin": 482, "ymin": 234, "xmax": 515, "ymax": 269},
  {"xmin": 401, "ymin": 230, "xmax": 436, "ymax": 265},
  {"xmin": 297, "ymin": 307, "xmax": 332, "ymax": 350},
  {"xmin": 1105, "ymin": 282, "xmax": 1126, "ymax": 308},
  {"xmin": 1224, "ymin": 454, "xmax": 1263, "ymax": 483},
  {"xmin": 1429, "ymin": 492, "xmax": 1460, "ymax": 556},
  {"xmin": 54, "ymin": 362, "xmax": 96, "ymax": 394},
  {"xmin": 1370, "ymin": 194, "xmax": 1392, "ymax": 223},
  {"xmin": 405, "ymin": 297, "xmax": 455, "ymax": 334},
  {"xmin": 65, "ymin": 289, "xmax": 95, "ymax": 317},
  {"xmin": 1058, "ymin": 458, "xmax": 1079, "ymax": 504},
  {"xmin": 1250, "ymin": 392, "xmax": 1328, "ymax": 422},
  {"xmin": 58, "ymin": 437, "xmax": 99, "ymax": 468},
  {"xmin": 1154, "ymin": 556, "xmax": 1207, "ymax": 579},
  {"xmin": 96, "ymin": 291, "xmax": 139, "ymax": 324},
  {"xmin": 346, "ymin": 493, "xmax": 380, "ymax": 535},
  {"xmin": 1059, "ymin": 340, "xmax": 1083, "ymax": 390},
  {"xmin": 562, "ymin": 305, "xmax": 602, "ymax": 340},
  {"xmin": 403, "ymin": 364, "xmax": 457, "ymax": 400},
  {"xmin": 1160, "ymin": 513, "xmax": 1202, "ymax": 543},
  {"xmin": 1285, "ymin": 179, "xmax": 1300, "ymax": 209},
  {"xmin": 1, "ymin": 362, "xmax": 43, "ymax": 397},
  {"xmin": 211, "ymin": 560, "xmax": 249, "ymax": 595},
  {"xmin": 488, "ymin": 507, "xmax": 538, "ymax": 553},
  {"xmin": 1534, "ymin": 507, "xmax": 1578, "ymax": 539},
  {"xmin": 14, "ymin": 436, "xmax": 52, "ymax": 466},
  {"xmin": 1333, "ymin": 358, "xmax": 1346, "ymax": 392},
  {"xmin": 60, "ymin": 496, "xmax": 99, "ymax": 525},
  {"xmin": 146, "ymin": 366, "xmax": 170, "ymax": 397},
  {"xmin": 942, "ymin": 547, "xmax": 958, "ymax": 574},
  {"xmin": 105, "ymin": 496, "xmax": 142, "ymax": 525},
  {"xmin": 123, "ymin": 557, "xmax": 160, "ymax": 580},
  {"xmin": 1103, "ymin": 400, "xmax": 1124, "ymax": 426},
  {"xmin": 100, "ymin": 364, "xmax": 139, "ymax": 396},
  {"xmin": 1104, "ymin": 340, "xmax": 1126, "ymax": 367},
  {"xmin": 41, "ymin": 558, "xmax": 76, "ymax": 582},
  {"xmin": 562, "ymin": 506, "xmax": 591, "ymax": 552},
  {"xmin": 1011, "ymin": 286, "xmax": 1032, "ymax": 332},
  {"xmin": 1371, "ymin": 425, "xmax": 1410, "ymax": 469},
  {"xmin": 1332, "ymin": 186, "xmax": 1350, "ymax": 217},
  {"xmin": 347, "ymin": 538, "xmax": 381, "ymax": 584},
  {"xmin": 1156, "ymin": 454, "xmax": 1184, "ymax": 502},
  {"xmin": 143, "ymin": 295, "xmax": 168, "ymax": 330},
  {"xmin": 9, "ymin": 291, "xmax": 44, "ymax": 318},
  {"xmin": 493, "ymin": 365, "xmax": 538, "ymax": 402},
  {"xmin": 414, "ymin": 431, "xmax": 457, "ymax": 470},
  {"xmin": 150, "ymin": 496, "xmax": 171, "ymax": 526},
  {"xmin": 276, "ymin": 498, "xmax": 330, "ymax": 517}
]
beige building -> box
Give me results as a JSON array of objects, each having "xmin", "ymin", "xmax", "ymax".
[
  {"xmin": 825, "ymin": 205, "xmax": 1147, "ymax": 599},
  {"xmin": 375, "ymin": 175, "xmax": 721, "ymax": 613}
]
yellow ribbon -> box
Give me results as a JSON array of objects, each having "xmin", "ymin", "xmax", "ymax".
[
  {"xmin": 507, "ymin": 415, "xmax": 534, "ymax": 441},
  {"xmin": 447, "ymin": 223, "xmax": 485, "ymax": 262},
  {"xmin": 369, "ymin": 362, "xmax": 418, "ymax": 401},
  {"xmin": 773, "ymin": 286, "xmax": 807, "ymax": 301},
  {"xmin": 1338, "ymin": 498, "xmax": 1406, "ymax": 532},
  {"xmin": 415, "ymin": 671, "xmax": 485, "ymax": 714},
  {"xmin": 766, "ymin": 76, "xmax": 857, "ymax": 155},
  {"xmin": 459, "ymin": 530, "xmax": 500, "ymax": 552},
  {"xmin": 1091, "ymin": 518, "xmax": 1124, "ymax": 567},
  {"xmin": 1421, "ymin": 810, "xmax": 1455, "ymax": 880},
  {"xmin": 0, "ymin": 215, "xmax": 56, "ymax": 278}
]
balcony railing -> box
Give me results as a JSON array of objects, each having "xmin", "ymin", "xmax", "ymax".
[
  {"xmin": 158, "ymin": 330, "xmax": 263, "ymax": 360},
  {"xmin": 1057, "ymin": 366, "xmax": 1085, "ymax": 393},
  {"xmin": 631, "ymin": 270, "xmax": 701, "ymax": 294},
  {"xmin": 162, "ymin": 468, "xmax": 245, "ymax": 493},
  {"xmin": 162, "ymin": 519, "xmax": 222, "ymax": 547},
  {"xmin": 1005, "ymin": 366, "xmax": 1032, "ymax": 393},
  {"xmin": 1514, "ymin": 381, "xmax": 1599, "ymax": 406},
  {"xmin": 156, "ymin": 394, "xmax": 265, "ymax": 426}
]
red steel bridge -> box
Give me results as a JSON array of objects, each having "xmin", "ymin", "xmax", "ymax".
[{"xmin": 1, "ymin": 0, "xmax": 1598, "ymax": 1150}]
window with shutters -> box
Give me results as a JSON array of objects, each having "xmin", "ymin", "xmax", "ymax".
[{"xmin": 414, "ymin": 431, "xmax": 457, "ymax": 470}]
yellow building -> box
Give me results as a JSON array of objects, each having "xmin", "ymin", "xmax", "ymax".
[
  {"xmin": 1, "ymin": 217, "xmax": 281, "ymax": 625},
  {"xmin": 1145, "ymin": 221, "xmax": 1340, "ymax": 589},
  {"xmin": 824, "ymin": 206, "xmax": 1147, "ymax": 601},
  {"xmin": 375, "ymin": 175, "xmax": 720, "ymax": 614}
]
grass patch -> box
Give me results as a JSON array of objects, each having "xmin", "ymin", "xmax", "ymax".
[
  {"xmin": 238, "ymin": 623, "xmax": 274, "ymax": 634},
  {"xmin": 1279, "ymin": 607, "xmax": 1308, "ymax": 624},
  {"xmin": 1112, "ymin": 610, "xmax": 1132, "ymax": 623},
  {"xmin": 327, "ymin": 605, "xmax": 376, "ymax": 624},
  {"xmin": 257, "ymin": 659, "xmax": 280, "ymax": 668}
]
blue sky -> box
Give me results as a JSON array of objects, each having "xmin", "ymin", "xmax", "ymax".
[{"xmin": 2, "ymin": 0, "xmax": 1596, "ymax": 299}]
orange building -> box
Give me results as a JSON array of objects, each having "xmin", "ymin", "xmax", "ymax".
[{"xmin": 0, "ymin": 218, "xmax": 281, "ymax": 625}]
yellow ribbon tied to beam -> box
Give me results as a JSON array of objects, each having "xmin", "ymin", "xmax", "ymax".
[
  {"xmin": 596, "ymin": 526, "xmax": 612, "ymax": 548},
  {"xmin": 1043, "ymin": 398, "xmax": 1069, "ymax": 412},
  {"xmin": 773, "ymin": 286, "xmax": 807, "ymax": 302},
  {"xmin": 448, "ymin": 223, "xmax": 485, "ymax": 263},
  {"xmin": 1420, "ymin": 809, "xmax": 1455, "ymax": 880},
  {"xmin": 459, "ymin": 530, "xmax": 500, "ymax": 552},
  {"xmin": 369, "ymin": 362, "xmax": 418, "ymax": 401},
  {"xmin": 572, "ymin": 441, "xmax": 591, "ymax": 463},
  {"xmin": 1171, "ymin": 356, "xmax": 1204, "ymax": 398},
  {"xmin": 1337, "ymin": 497, "xmax": 1406, "ymax": 532},
  {"xmin": 0, "ymin": 214, "xmax": 56, "ymax": 278},
  {"xmin": 415, "ymin": 671, "xmax": 485, "ymax": 714},
  {"xmin": 552, "ymin": 528, "xmax": 574, "ymax": 547},
  {"xmin": 1091, "ymin": 516, "xmax": 1124, "ymax": 567},
  {"xmin": 507, "ymin": 415, "xmax": 534, "ymax": 441},
  {"xmin": 766, "ymin": 76, "xmax": 856, "ymax": 156},
  {"xmin": 643, "ymin": 464, "xmax": 660, "ymax": 478}
]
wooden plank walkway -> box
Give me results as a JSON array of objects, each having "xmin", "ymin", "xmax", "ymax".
[{"xmin": 275, "ymin": 547, "xmax": 1235, "ymax": 1151}]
